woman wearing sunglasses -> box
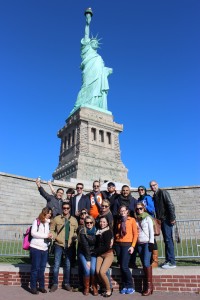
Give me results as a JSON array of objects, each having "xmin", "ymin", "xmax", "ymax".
[
  {"xmin": 135, "ymin": 202, "xmax": 154, "ymax": 296},
  {"xmin": 95, "ymin": 200, "xmax": 113, "ymax": 230},
  {"xmin": 137, "ymin": 186, "xmax": 158, "ymax": 268},
  {"xmin": 78, "ymin": 216, "xmax": 98, "ymax": 296}
]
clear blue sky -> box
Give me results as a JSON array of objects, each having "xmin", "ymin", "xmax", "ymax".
[{"xmin": 0, "ymin": 0, "xmax": 199, "ymax": 188}]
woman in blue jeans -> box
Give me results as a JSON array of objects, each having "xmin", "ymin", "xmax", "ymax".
[
  {"xmin": 78, "ymin": 215, "xmax": 98, "ymax": 296},
  {"xmin": 135, "ymin": 202, "xmax": 154, "ymax": 296},
  {"xmin": 30, "ymin": 207, "xmax": 52, "ymax": 294}
]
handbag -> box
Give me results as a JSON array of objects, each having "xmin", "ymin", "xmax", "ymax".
[
  {"xmin": 49, "ymin": 240, "xmax": 56, "ymax": 255},
  {"xmin": 153, "ymin": 218, "xmax": 161, "ymax": 236}
]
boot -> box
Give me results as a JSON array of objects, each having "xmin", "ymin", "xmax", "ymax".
[
  {"xmin": 151, "ymin": 250, "xmax": 158, "ymax": 268},
  {"xmin": 83, "ymin": 276, "xmax": 90, "ymax": 296},
  {"xmin": 142, "ymin": 266, "xmax": 153, "ymax": 296},
  {"xmin": 90, "ymin": 275, "xmax": 98, "ymax": 296}
]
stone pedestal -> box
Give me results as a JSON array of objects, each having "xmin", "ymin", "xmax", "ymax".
[{"xmin": 52, "ymin": 107, "xmax": 130, "ymax": 185}]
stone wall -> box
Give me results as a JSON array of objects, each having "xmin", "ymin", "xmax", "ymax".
[{"xmin": 0, "ymin": 172, "xmax": 200, "ymax": 224}]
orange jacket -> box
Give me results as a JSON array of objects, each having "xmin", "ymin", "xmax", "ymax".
[{"xmin": 115, "ymin": 216, "xmax": 138, "ymax": 247}]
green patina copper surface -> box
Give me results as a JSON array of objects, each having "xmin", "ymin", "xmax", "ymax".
[{"xmin": 70, "ymin": 8, "xmax": 112, "ymax": 116}]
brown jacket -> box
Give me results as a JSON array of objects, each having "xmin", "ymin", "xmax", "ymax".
[{"xmin": 50, "ymin": 214, "xmax": 78, "ymax": 248}]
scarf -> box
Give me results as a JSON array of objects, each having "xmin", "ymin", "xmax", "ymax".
[
  {"xmin": 100, "ymin": 209, "xmax": 111, "ymax": 217},
  {"xmin": 86, "ymin": 226, "xmax": 96, "ymax": 236},
  {"xmin": 119, "ymin": 194, "xmax": 132, "ymax": 208},
  {"xmin": 96, "ymin": 226, "xmax": 109, "ymax": 236},
  {"xmin": 136, "ymin": 212, "xmax": 150, "ymax": 221},
  {"xmin": 93, "ymin": 191, "xmax": 102, "ymax": 209},
  {"xmin": 119, "ymin": 216, "xmax": 127, "ymax": 237}
]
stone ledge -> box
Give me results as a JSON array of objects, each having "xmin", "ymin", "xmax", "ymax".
[
  {"xmin": 0, "ymin": 264, "xmax": 199, "ymax": 275},
  {"xmin": 0, "ymin": 264, "xmax": 199, "ymax": 293}
]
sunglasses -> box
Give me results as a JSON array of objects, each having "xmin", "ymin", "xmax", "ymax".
[
  {"xmin": 86, "ymin": 222, "xmax": 93, "ymax": 224},
  {"xmin": 150, "ymin": 184, "xmax": 157, "ymax": 187},
  {"xmin": 81, "ymin": 211, "xmax": 87, "ymax": 214},
  {"xmin": 138, "ymin": 188, "xmax": 144, "ymax": 191},
  {"xmin": 77, "ymin": 187, "xmax": 83, "ymax": 190},
  {"xmin": 63, "ymin": 207, "xmax": 70, "ymax": 210},
  {"xmin": 93, "ymin": 185, "xmax": 99, "ymax": 188},
  {"xmin": 102, "ymin": 205, "xmax": 109, "ymax": 208},
  {"xmin": 136, "ymin": 207, "xmax": 144, "ymax": 211}
]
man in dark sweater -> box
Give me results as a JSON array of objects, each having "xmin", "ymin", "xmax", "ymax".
[
  {"xmin": 36, "ymin": 178, "xmax": 63, "ymax": 218},
  {"xmin": 150, "ymin": 180, "xmax": 176, "ymax": 269}
]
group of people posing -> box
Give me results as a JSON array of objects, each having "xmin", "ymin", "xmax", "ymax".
[{"xmin": 29, "ymin": 179, "xmax": 176, "ymax": 297}]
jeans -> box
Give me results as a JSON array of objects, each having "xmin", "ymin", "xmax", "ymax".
[
  {"xmin": 78, "ymin": 252, "xmax": 96, "ymax": 276},
  {"xmin": 53, "ymin": 244, "xmax": 73, "ymax": 285},
  {"xmin": 137, "ymin": 243, "xmax": 152, "ymax": 267},
  {"xmin": 30, "ymin": 247, "xmax": 48, "ymax": 290},
  {"xmin": 161, "ymin": 220, "xmax": 176, "ymax": 265},
  {"xmin": 115, "ymin": 244, "xmax": 133, "ymax": 288}
]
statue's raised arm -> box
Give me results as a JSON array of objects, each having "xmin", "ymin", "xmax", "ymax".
[
  {"xmin": 70, "ymin": 8, "xmax": 113, "ymax": 116},
  {"xmin": 84, "ymin": 11, "xmax": 92, "ymax": 41}
]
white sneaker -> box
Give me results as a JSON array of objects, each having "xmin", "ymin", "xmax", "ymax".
[
  {"xmin": 161, "ymin": 262, "xmax": 176, "ymax": 269},
  {"xmin": 46, "ymin": 262, "xmax": 51, "ymax": 268}
]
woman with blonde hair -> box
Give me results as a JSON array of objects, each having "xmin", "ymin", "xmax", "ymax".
[
  {"xmin": 30, "ymin": 207, "xmax": 52, "ymax": 294},
  {"xmin": 78, "ymin": 215, "xmax": 98, "ymax": 296}
]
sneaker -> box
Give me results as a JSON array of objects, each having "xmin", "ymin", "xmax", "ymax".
[
  {"xmin": 125, "ymin": 288, "xmax": 135, "ymax": 294},
  {"xmin": 62, "ymin": 284, "xmax": 72, "ymax": 291},
  {"xmin": 50, "ymin": 285, "xmax": 58, "ymax": 292},
  {"xmin": 120, "ymin": 288, "xmax": 127, "ymax": 294},
  {"xmin": 46, "ymin": 262, "xmax": 51, "ymax": 268},
  {"xmin": 159, "ymin": 261, "xmax": 168, "ymax": 267},
  {"xmin": 161, "ymin": 262, "xmax": 176, "ymax": 269}
]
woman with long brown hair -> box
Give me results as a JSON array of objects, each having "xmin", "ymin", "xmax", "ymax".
[{"xmin": 29, "ymin": 207, "xmax": 52, "ymax": 294}]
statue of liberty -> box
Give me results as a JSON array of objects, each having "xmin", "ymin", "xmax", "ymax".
[{"xmin": 70, "ymin": 8, "xmax": 113, "ymax": 115}]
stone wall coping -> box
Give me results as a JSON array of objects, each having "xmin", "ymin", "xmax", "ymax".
[
  {"xmin": 0, "ymin": 264, "xmax": 199, "ymax": 276},
  {"xmin": 1, "ymin": 172, "xmax": 200, "ymax": 190}
]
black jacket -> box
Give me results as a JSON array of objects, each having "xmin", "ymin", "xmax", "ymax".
[
  {"xmin": 113, "ymin": 194, "xmax": 137, "ymax": 218},
  {"xmin": 101, "ymin": 191, "xmax": 119, "ymax": 211},
  {"xmin": 153, "ymin": 189, "xmax": 176, "ymax": 222},
  {"xmin": 78, "ymin": 227, "xmax": 96, "ymax": 261},
  {"xmin": 38, "ymin": 186, "xmax": 63, "ymax": 217},
  {"xmin": 70, "ymin": 194, "xmax": 90, "ymax": 217},
  {"xmin": 94, "ymin": 229, "xmax": 113, "ymax": 256}
]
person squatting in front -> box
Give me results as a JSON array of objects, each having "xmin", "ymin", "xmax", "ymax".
[
  {"xmin": 135, "ymin": 202, "xmax": 154, "ymax": 296},
  {"xmin": 29, "ymin": 207, "xmax": 53, "ymax": 294},
  {"xmin": 50, "ymin": 202, "xmax": 78, "ymax": 292}
]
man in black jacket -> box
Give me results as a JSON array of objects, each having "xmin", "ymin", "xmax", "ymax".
[
  {"xmin": 150, "ymin": 180, "xmax": 176, "ymax": 269},
  {"xmin": 101, "ymin": 182, "xmax": 119, "ymax": 211},
  {"xmin": 36, "ymin": 178, "xmax": 64, "ymax": 218}
]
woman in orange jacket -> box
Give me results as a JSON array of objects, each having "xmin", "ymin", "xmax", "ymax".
[{"xmin": 114, "ymin": 205, "xmax": 138, "ymax": 295}]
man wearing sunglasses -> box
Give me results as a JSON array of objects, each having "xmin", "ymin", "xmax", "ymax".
[
  {"xmin": 71, "ymin": 183, "xmax": 90, "ymax": 218},
  {"xmin": 150, "ymin": 180, "xmax": 176, "ymax": 269},
  {"xmin": 50, "ymin": 202, "xmax": 78, "ymax": 292}
]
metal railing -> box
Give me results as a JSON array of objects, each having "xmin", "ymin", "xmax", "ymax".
[{"xmin": 0, "ymin": 219, "xmax": 200, "ymax": 258}]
